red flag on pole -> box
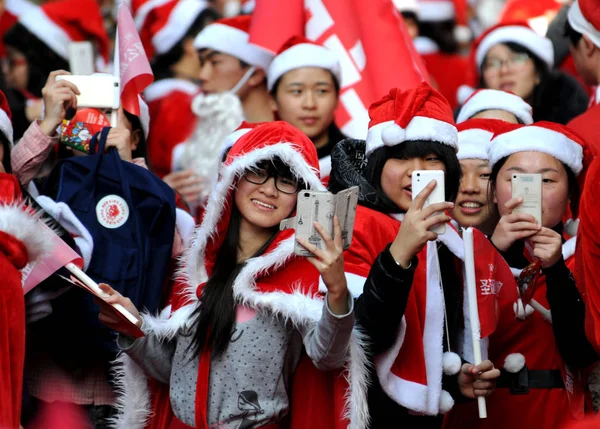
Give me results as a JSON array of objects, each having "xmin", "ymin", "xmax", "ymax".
[
  {"xmin": 116, "ymin": 3, "xmax": 154, "ymax": 117},
  {"xmin": 250, "ymin": 0, "xmax": 428, "ymax": 138}
]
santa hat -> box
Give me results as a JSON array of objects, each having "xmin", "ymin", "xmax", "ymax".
[
  {"xmin": 17, "ymin": 0, "xmax": 109, "ymax": 64},
  {"xmin": 221, "ymin": 121, "xmax": 260, "ymax": 157},
  {"xmin": 456, "ymin": 118, "xmax": 512, "ymax": 160},
  {"xmin": 489, "ymin": 121, "xmax": 587, "ymax": 177},
  {"xmin": 456, "ymin": 89, "xmax": 534, "ymax": 124},
  {"xmin": 499, "ymin": 0, "xmax": 562, "ymax": 36},
  {"xmin": 393, "ymin": 0, "xmax": 419, "ymax": 14},
  {"xmin": 136, "ymin": 0, "xmax": 208, "ymax": 58},
  {"xmin": 472, "ymin": 21, "xmax": 554, "ymax": 71},
  {"xmin": 267, "ymin": 36, "xmax": 342, "ymax": 92},
  {"xmin": 365, "ymin": 81, "xmax": 457, "ymax": 157},
  {"xmin": 568, "ymin": 0, "xmax": 600, "ymax": 49},
  {"xmin": 417, "ymin": 0, "xmax": 455, "ymax": 22},
  {"xmin": 0, "ymin": 91, "xmax": 13, "ymax": 147},
  {"xmin": 194, "ymin": 15, "xmax": 274, "ymax": 70}
]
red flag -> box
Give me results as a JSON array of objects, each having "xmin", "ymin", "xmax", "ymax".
[
  {"xmin": 472, "ymin": 230, "xmax": 518, "ymax": 338},
  {"xmin": 21, "ymin": 221, "xmax": 83, "ymax": 294},
  {"xmin": 117, "ymin": 3, "xmax": 154, "ymax": 116},
  {"xmin": 250, "ymin": 0, "xmax": 428, "ymax": 138}
]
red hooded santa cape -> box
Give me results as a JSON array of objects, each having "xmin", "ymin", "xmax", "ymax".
[
  {"xmin": 109, "ymin": 122, "xmax": 370, "ymax": 429},
  {"xmin": 0, "ymin": 173, "xmax": 54, "ymax": 427}
]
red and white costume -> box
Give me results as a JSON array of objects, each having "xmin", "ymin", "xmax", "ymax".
[{"xmin": 109, "ymin": 122, "xmax": 370, "ymax": 429}]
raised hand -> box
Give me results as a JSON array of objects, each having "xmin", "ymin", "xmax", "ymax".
[
  {"xmin": 389, "ymin": 180, "xmax": 454, "ymax": 267},
  {"xmin": 105, "ymin": 108, "xmax": 133, "ymax": 161},
  {"xmin": 490, "ymin": 197, "xmax": 541, "ymax": 252},
  {"xmin": 297, "ymin": 216, "xmax": 349, "ymax": 315},
  {"xmin": 458, "ymin": 360, "xmax": 501, "ymax": 399},
  {"xmin": 163, "ymin": 169, "xmax": 205, "ymax": 204},
  {"xmin": 40, "ymin": 70, "xmax": 79, "ymax": 136}
]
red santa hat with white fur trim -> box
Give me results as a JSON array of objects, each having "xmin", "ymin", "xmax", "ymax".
[
  {"xmin": 136, "ymin": 0, "xmax": 208, "ymax": 58},
  {"xmin": 456, "ymin": 118, "xmax": 512, "ymax": 160},
  {"xmin": 194, "ymin": 15, "xmax": 274, "ymax": 71},
  {"xmin": 17, "ymin": 0, "xmax": 109, "ymax": 64},
  {"xmin": 267, "ymin": 36, "xmax": 342, "ymax": 92},
  {"xmin": 456, "ymin": 89, "xmax": 534, "ymax": 124},
  {"xmin": 472, "ymin": 21, "xmax": 554, "ymax": 73},
  {"xmin": 568, "ymin": 0, "xmax": 600, "ymax": 49},
  {"xmin": 365, "ymin": 81, "xmax": 458, "ymax": 157},
  {"xmin": 417, "ymin": 0, "xmax": 455, "ymax": 21}
]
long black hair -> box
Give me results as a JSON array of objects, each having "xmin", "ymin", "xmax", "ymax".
[
  {"xmin": 488, "ymin": 155, "xmax": 580, "ymax": 227},
  {"xmin": 187, "ymin": 158, "xmax": 300, "ymax": 358},
  {"xmin": 363, "ymin": 140, "xmax": 462, "ymax": 213}
]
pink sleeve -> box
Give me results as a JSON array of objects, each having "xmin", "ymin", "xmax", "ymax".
[{"xmin": 11, "ymin": 121, "xmax": 58, "ymax": 186}]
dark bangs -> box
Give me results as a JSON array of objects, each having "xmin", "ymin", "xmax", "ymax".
[
  {"xmin": 365, "ymin": 140, "xmax": 461, "ymax": 207},
  {"xmin": 253, "ymin": 157, "xmax": 307, "ymax": 189}
]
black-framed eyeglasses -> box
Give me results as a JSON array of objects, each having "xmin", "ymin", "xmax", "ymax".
[{"xmin": 243, "ymin": 168, "xmax": 300, "ymax": 194}]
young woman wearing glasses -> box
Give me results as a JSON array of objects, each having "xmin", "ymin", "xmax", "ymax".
[
  {"xmin": 472, "ymin": 22, "xmax": 588, "ymax": 124},
  {"xmin": 95, "ymin": 122, "xmax": 367, "ymax": 429}
]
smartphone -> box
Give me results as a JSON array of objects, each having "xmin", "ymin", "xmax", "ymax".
[
  {"xmin": 412, "ymin": 170, "xmax": 446, "ymax": 235},
  {"xmin": 289, "ymin": 187, "xmax": 359, "ymax": 257},
  {"xmin": 68, "ymin": 42, "xmax": 95, "ymax": 75},
  {"xmin": 511, "ymin": 174, "xmax": 542, "ymax": 225},
  {"xmin": 56, "ymin": 75, "xmax": 120, "ymax": 109}
]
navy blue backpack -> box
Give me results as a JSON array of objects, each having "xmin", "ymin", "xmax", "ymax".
[{"xmin": 42, "ymin": 127, "xmax": 175, "ymax": 355}]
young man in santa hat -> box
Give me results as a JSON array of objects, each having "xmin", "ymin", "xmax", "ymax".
[
  {"xmin": 565, "ymin": 0, "xmax": 600, "ymax": 156},
  {"xmin": 2, "ymin": 0, "xmax": 109, "ymax": 138},
  {"xmin": 135, "ymin": 0, "xmax": 218, "ymax": 207},
  {"xmin": 267, "ymin": 36, "xmax": 345, "ymax": 182},
  {"xmin": 167, "ymin": 14, "xmax": 275, "ymax": 209}
]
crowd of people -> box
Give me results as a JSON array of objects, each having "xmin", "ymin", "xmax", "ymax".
[{"xmin": 3, "ymin": 0, "xmax": 600, "ymax": 428}]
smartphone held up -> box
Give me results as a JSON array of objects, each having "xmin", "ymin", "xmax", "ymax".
[
  {"xmin": 412, "ymin": 170, "xmax": 446, "ymax": 235},
  {"xmin": 511, "ymin": 174, "xmax": 542, "ymax": 225}
]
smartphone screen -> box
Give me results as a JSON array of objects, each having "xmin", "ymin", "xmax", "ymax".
[{"xmin": 412, "ymin": 170, "xmax": 446, "ymax": 234}]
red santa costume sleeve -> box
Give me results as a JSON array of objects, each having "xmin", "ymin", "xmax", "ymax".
[{"xmin": 0, "ymin": 177, "xmax": 54, "ymax": 428}]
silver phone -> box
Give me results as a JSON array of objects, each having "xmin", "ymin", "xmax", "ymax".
[
  {"xmin": 511, "ymin": 173, "xmax": 542, "ymax": 225},
  {"xmin": 56, "ymin": 75, "xmax": 120, "ymax": 109}
]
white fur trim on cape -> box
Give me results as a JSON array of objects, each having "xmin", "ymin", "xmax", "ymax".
[
  {"xmin": 0, "ymin": 204, "xmax": 55, "ymax": 262},
  {"xmin": 319, "ymin": 155, "xmax": 332, "ymax": 180},
  {"xmin": 109, "ymin": 353, "xmax": 153, "ymax": 428},
  {"xmin": 488, "ymin": 125, "xmax": 583, "ymax": 175},
  {"xmin": 442, "ymin": 351, "xmax": 462, "ymax": 375},
  {"xmin": 418, "ymin": 1, "xmax": 455, "ymax": 22},
  {"xmin": 267, "ymin": 43, "xmax": 342, "ymax": 91},
  {"xmin": 0, "ymin": 107, "xmax": 14, "ymax": 146},
  {"xmin": 143, "ymin": 78, "xmax": 199, "ymax": 103},
  {"xmin": 504, "ymin": 353, "xmax": 525, "ymax": 373},
  {"xmin": 319, "ymin": 272, "xmax": 366, "ymax": 298},
  {"xmin": 35, "ymin": 196, "xmax": 94, "ymax": 271},
  {"xmin": 475, "ymin": 26, "xmax": 554, "ymax": 70},
  {"xmin": 456, "ymin": 89, "xmax": 533, "ymax": 125},
  {"xmin": 152, "ymin": 0, "xmax": 208, "ymax": 55},
  {"xmin": 194, "ymin": 22, "xmax": 274, "ymax": 70},
  {"xmin": 568, "ymin": 1, "xmax": 600, "ymax": 50},
  {"xmin": 366, "ymin": 118, "xmax": 458, "ymax": 157},
  {"xmin": 563, "ymin": 236, "xmax": 576, "ymax": 261},
  {"xmin": 19, "ymin": 6, "xmax": 72, "ymax": 60},
  {"xmin": 457, "ymin": 128, "xmax": 493, "ymax": 160}
]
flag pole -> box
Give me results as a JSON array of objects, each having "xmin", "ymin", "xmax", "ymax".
[
  {"xmin": 463, "ymin": 227, "xmax": 487, "ymax": 418},
  {"xmin": 111, "ymin": 24, "xmax": 120, "ymax": 128}
]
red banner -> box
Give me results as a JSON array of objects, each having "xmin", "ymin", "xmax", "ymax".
[{"xmin": 250, "ymin": 0, "xmax": 428, "ymax": 138}]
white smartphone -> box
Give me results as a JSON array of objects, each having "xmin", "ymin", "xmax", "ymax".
[
  {"xmin": 68, "ymin": 42, "xmax": 95, "ymax": 75},
  {"xmin": 412, "ymin": 170, "xmax": 446, "ymax": 235},
  {"xmin": 511, "ymin": 173, "xmax": 542, "ymax": 225},
  {"xmin": 56, "ymin": 74, "xmax": 120, "ymax": 109}
]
